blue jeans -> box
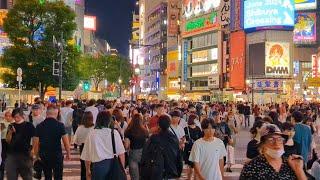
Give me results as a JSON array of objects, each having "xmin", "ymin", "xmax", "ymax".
[{"xmin": 92, "ymin": 159, "xmax": 112, "ymax": 180}]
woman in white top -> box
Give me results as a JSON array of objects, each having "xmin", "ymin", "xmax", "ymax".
[
  {"xmin": 81, "ymin": 111, "xmax": 125, "ymax": 180},
  {"xmin": 112, "ymin": 108, "xmax": 128, "ymax": 139},
  {"xmin": 73, "ymin": 111, "xmax": 94, "ymax": 180}
]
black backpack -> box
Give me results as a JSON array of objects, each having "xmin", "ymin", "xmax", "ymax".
[{"xmin": 140, "ymin": 139, "xmax": 165, "ymax": 180}]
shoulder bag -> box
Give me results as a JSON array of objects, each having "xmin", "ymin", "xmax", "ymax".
[{"xmin": 106, "ymin": 129, "xmax": 127, "ymax": 180}]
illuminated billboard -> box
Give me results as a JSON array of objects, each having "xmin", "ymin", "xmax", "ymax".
[
  {"xmin": 244, "ymin": 0, "xmax": 295, "ymax": 32},
  {"xmin": 295, "ymin": 0, "xmax": 317, "ymax": 10},
  {"xmin": 84, "ymin": 16, "xmax": 96, "ymax": 31},
  {"xmin": 265, "ymin": 42, "xmax": 290, "ymax": 77},
  {"xmin": 294, "ymin": 13, "xmax": 317, "ymax": 43},
  {"xmin": 183, "ymin": 0, "xmax": 221, "ymax": 19},
  {"xmin": 312, "ymin": 54, "xmax": 319, "ymax": 78},
  {"xmin": 182, "ymin": 11, "xmax": 219, "ymax": 37}
]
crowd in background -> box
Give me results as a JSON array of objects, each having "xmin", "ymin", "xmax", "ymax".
[{"xmin": 0, "ymin": 98, "xmax": 320, "ymax": 179}]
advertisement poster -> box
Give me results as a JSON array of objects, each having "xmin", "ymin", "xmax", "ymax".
[
  {"xmin": 230, "ymin": 31, "xmax": 245, "ymax": 90},
  {"xmin": 265, "ymin": 42, "xmax": 290, "ymax": 76},
  {"xmin": 295, "ymin": 0, "xmax": 317, "ymax": 10},
  {"xmin": 183, "ymin": 0, "xmax": 221, "ymax": 19},
  {"xmin": 244, "ymin": 0, "xmax": 295, "ymax": 31},
  {"xmin": 167, "ymin": 50, "xmax": 179, "ymax": 78},
  {"xmin": 168, "ymin": 0, "xmax": 180, "ymax": 36},
  {"xmin": 294, "ymin": 13, "xmax": 316, "ymax": 43},
  {"xmin": 183, "ymin": 41, "xmax": 188, "ymax": 81}
]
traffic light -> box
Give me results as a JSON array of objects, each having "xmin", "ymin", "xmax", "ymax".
[{"xmin": 83, "ymin": 81, "xmax": 90, "ymax": 92}]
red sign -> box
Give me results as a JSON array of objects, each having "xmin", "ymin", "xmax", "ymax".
[
  {"xmin": 229, "ymin": 31, "xmax": 246, "ymax": 90},
  {"xmin": 312, "ymin": 54, "xmax": 319, "ymax": 77}
]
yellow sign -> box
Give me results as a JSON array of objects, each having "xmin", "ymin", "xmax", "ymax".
[
  {"xmin": 265, "ymin": 42, "xmax": 290, "ymax": 76},
  {"xmin": 167, "ymin": 50, "xmax": 179, "ymax": 77},
  {"xmin": 307, "ymin": 77, "xmax": 320, "ymax": 87}
]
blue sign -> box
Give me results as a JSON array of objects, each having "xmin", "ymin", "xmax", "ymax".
[
  {"xmin": 293, "ymin": 61, "xmax": 299, "ymax": 76},
  {"xmin": 183, "ymin": 41, "xmax": 188, "ymax": 81},
  {"xmin": 244, "ymin": 0, "xmax": 295, "ymax": 32}
]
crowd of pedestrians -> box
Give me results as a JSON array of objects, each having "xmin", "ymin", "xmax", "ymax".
[{"xmin": 1, "ymin": 98, "xmax": 320, "ymax": 179}]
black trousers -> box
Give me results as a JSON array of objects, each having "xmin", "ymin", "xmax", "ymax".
[
  {"xmin": 80, "ymin": 144, "xmax": 86, "ymax": 180},
  {"xmin": 0, "ymin": 139, "xmax": 8, "ymax": 180},
  {"xmin": 40, "ymin": 153, "xmax": 63, "ymax": 180}
]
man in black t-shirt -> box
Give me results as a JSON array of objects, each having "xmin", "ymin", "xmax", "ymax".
[
  {"xmin": 6, "ymin": 108, "xmax": 35, "ymax": 180},
  {"xmin": 33, "ymin": 105, "xmax": 71, "ymax": 180}
]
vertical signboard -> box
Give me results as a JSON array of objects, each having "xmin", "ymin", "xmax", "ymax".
[
  {"xmin": 312, "ymin": 54, "xmax": 319, "ymax": 77},
  {"xmin": 168, "ymin": 0, "xmax": 179, "ymax": 36},
  {"xmin": 230, "ymin": 0, "xmax": 242, "ymax": 31},
  {"xmin": 219, "ymin": 0, "xmax": 230, "ymax": 26},
  {"xmin": 229, "ymin": 31, "xmax": 245, "ymax": 90},
  {"xmin": 183, "ymin": 41, "xmax": 188, "ymax": 81},
  {"xmin": 265, "ymin": 42, "xmax": 290, "ymax": 77}
]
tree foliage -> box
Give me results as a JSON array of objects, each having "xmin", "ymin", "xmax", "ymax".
[
  {"xmin": 1, "ymin": 0, "xmax": 79, "ymax": 99},
  {"xmin": 78, "ymin": 55, "xmax": 132, "ymax": 91}
]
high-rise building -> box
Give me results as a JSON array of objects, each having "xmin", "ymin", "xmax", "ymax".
[{"xmin": 139, "ymin": 0, "xmax": 168, "ymax": 98}]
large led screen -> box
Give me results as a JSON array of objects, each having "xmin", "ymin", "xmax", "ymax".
[{"xmin": 244, "ymin": 0, "xmax": 295, "ymax": 32}]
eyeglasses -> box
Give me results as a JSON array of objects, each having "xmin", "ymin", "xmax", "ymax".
[{"xmin": 266, "ymin": 137, "xmax": 285, "ymax": 144}]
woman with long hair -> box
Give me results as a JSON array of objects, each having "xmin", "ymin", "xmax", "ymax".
[
  {"xmin": 113, "ymin": 108, "xmax": 128, "ymax": 139},
  {"xmin": 124, "ymin": 113, "xmax": 149, "ymax": 180},
  {"xmin": 74, "ymin": 111, "xmax": 94, "ymax": 180},
  {"xmin": 81, "ymin": 111, "xmax": 125, "ymax": 180}
]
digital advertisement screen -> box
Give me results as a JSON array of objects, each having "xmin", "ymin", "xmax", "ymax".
[
  {"xmin": 294, "ymin": 13, "xmax": 317, "ymax": 43},
  {"xmin": 183, "ymin": 0, "xmax": 221, "ymax": 19},
  {"xmin": 295, "ymin": 0, "xmax": 317, "ymax": 10},
  {"xmin": 265, "ymin": 42, "xmax": 290, "ymax": 77},
  {"xmin": 244, "ymin": 0, "xmax": 295, "ymax": 32}
]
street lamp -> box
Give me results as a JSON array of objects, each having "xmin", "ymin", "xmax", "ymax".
[{"xmin": 118, "ymin": 78, "xmax": 122, "ymax": 98}]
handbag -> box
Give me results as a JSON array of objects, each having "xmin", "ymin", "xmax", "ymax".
[{"xmin": 106, "ymin": 129, "xmax": 127, "ymax": 180}]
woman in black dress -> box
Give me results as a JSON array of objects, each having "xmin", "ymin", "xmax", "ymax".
[{"xmin": 184, "ymin": 114, "xmax": 202, "ymax": 180}]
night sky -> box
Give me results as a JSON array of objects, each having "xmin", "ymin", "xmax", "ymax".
[{"xmin": 86, "ymin": 0, "xmax": 137, "ymax": 56}]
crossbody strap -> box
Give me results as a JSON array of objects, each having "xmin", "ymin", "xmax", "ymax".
[
  {"xmin": 169, "ymin": 126, "xmax": 178, "ymax": 138},
  {"xmin": 111, "ymin": 128, "xmax": 117, "ymax": 158},
  {"xmin": 187, "ymin": 126, "xmax": 192, "ymax": 141}
]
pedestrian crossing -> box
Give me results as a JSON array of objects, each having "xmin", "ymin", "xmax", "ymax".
[{"xmin": 62, "ymin": 149, "xmax": 241, "ymax": 180}]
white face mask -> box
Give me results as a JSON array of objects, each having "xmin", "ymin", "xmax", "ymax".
[{"xmin": 265, "ymin": 148, "xmax": 284, "ymax": 159}]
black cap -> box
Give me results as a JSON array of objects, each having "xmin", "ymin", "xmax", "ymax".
[
  {"xmin": 32, "ymin": 104, "xmax": 41, "ymax": 110},
  {"xmin": 169, "ymin": 110, "xmax": 181, "ymax": 118}
]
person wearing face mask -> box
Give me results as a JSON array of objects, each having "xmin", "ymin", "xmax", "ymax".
[{"xmin": 240, "ymin": 124, "xmax": 307, "ymax": 180}]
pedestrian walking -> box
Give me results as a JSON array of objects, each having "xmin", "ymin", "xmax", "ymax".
[
  {"xmin": 60, "ymin": 100, "xmax": 74, "ymax": 143},
  {"xmin": 189, "ymin": 118, "xmax": 227, "ymax": 180},
  {"xmin": 33, "ymin": 105, "xmax": 71, "ymax": 180},
  {"xmin": 6, "ymin": 108, "xmax": 35, "ymax": 180},
  {"xmin": 124, "ymin": 114, "xmax": 149, "ymax": 180},
  {"xmin": 80, "ymin": 111, "xmax": 125, "ymax": 180},
  {"xmin": 240, "ymin": 124, "xmax": 307, "ymax": 180},
  {"xmin": 85, "ymin": 99, "xmax": 99, "ymax": 124},
  {"xmin": 0, "ymin": 110, "xmax": 12, "ymax": 180},
  {"xmin": 291, "ymin": 111, "xmax": 312, "ymax": 162},
  {"xmin": 73, "ymin": 111, "xmax": 94, "ymax": 180},
  {"xmin": 140, "ymin": 115, "xmax": 183, "ymax": 180}
]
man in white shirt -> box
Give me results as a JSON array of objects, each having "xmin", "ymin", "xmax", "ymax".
[
  {"xmin": 189, "ymin": 118, "xmax": 226, "ymax": 180},
  {"xmin": 60, "ymin": 100, "xmax": 74, "ymax": 142},
  {"xmin": 85, "ymin": 99, "xmax": 99, "ymax": 124},
  {"xmin": 169, "ymin": 110, "xmax": 185, "ymax": 149}
]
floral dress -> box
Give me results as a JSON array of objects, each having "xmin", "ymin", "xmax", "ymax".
[{"xmin": 240, "ymin": 155, "xmax": 297, "ymax": 180}]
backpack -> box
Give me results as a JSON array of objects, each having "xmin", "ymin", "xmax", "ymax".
[{"xmin": 140, "ymin": 139, "xmax": 165, "ymax": 180}]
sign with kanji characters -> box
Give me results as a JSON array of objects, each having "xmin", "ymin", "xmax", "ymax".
[
  {"xmin": 253, "ymin": 79, "xmax": 284, "ymax": 91},
  {"xmin": 219, "ymin": 0, "xmax": 230, "ymax": 26}
]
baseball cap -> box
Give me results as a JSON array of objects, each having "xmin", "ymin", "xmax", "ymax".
[{"xmin": 32, "ymin": 104, "xmax": 41, "ymax": 110}]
